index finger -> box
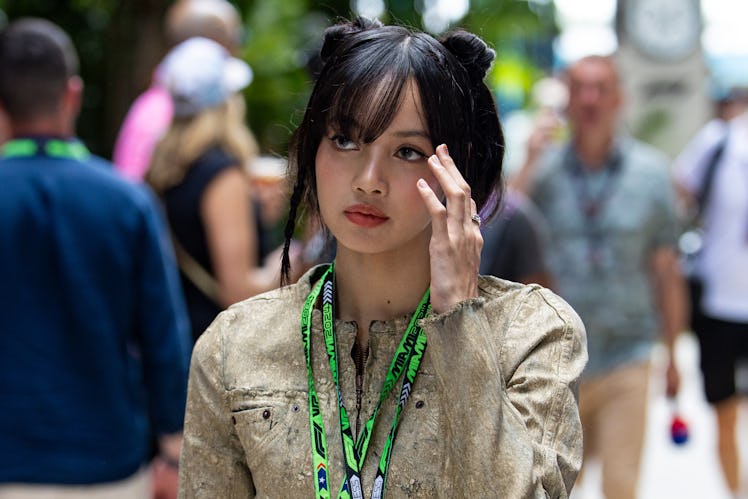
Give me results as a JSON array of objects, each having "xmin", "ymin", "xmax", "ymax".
[{"xmin": 435, "ymin": 144, "xmax": 471, "ymax": 193}]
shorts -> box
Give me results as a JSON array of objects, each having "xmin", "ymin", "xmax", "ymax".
[{"xmin": 695, "ymin": 313, "xmax": 748, "ymax": 404}]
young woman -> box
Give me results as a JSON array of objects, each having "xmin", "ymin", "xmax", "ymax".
[
  {"xmin": 179, "ymin": 18, "xmax": 587, "ymax": 498},
  {"xmin": 146, "ymin": 37, "xmax": 300, "ymax": 343}
]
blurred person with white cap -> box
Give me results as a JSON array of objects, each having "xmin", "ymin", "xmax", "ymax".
[
  {"xmin": 146, "ymin": 37, "xmax": 302, "ymax": 346},
  {"xmin": 112, "ymin": 0, "xmax": 243, "ymax": 181}
]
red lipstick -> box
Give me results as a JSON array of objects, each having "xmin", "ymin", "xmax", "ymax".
[{"xmin": 344, "ymin": 204, "xmax": 389, "ymax": 228}]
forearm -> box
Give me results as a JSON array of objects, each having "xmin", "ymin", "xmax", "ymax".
[
  {"xmin": 158, "ymin": 432, "xmax": 183, "ymax": 466},
  {"xmin": 217, "ymin": 268, "xmax": 278, "ymax": 307},
  {"xmin": 216, "ymin": 244, "xmax": 295, "ymax": 307},
  {"xmin": 508, "ymin": 114, "xmax": 556, "ymax": 195},
  {"xmin": 508, "ymin": 157, "xmax": 538, "ymax": 195},
  {"xmin": 652, "ymin": 248, "xmax": 688, "ymax": 354}
]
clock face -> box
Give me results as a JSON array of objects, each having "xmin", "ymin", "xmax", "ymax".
[{"xmin": 625, "ymin": 0, "xmax": 702, "ymax": 62}]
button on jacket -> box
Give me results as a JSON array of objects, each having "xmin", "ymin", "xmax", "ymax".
[{"xmin": 180, "ymin": 266, "xmax": 587, "ymax": 498}]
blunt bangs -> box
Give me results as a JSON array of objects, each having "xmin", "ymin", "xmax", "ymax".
[
  {"xmin": 312, "ymin": 29, "xmax": 470, "ymax": 155},
  {"xmin": 320, "ymin": 39, "xmax": 412, "ymax": 144}
]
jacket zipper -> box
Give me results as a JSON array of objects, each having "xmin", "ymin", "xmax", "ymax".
[{"xmin": 351, "ymin": 337, "xmax": 369, "ymax": 441}]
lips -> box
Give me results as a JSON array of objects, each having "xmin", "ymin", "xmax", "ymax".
[{"xmin": 344, "ymin": 204, "xmax": 389, "ymax": 227}]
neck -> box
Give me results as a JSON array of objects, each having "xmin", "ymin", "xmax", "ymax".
[
  {"xmin": 11, "ymin": 117, "xmax": 73, "ymax": 140},
  {"xmin": 573, "ymin": 130, "xmax": 613, "ymax": 170},
  {"xmin": 333, "ymin": 240, "xmax": 430, "ymax": 342}
]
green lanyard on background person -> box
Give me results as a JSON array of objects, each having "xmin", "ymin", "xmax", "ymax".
[
  {"xmin": 301, "ymin": 263, "xmax": 430, "ymax": 499},
  {"xmin": 1, "ymin": 137, "xmax": 90, "ymax": 161}
]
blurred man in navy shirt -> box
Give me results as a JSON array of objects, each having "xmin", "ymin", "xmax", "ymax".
[{"xmin": 0, "ymin": 18, "xmax": 191, "ymax": 497}]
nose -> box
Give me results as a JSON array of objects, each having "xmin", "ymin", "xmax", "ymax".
[
  {"xmin": 352, "ymin": 149, "xmax": 387, "ymax": 195},
  {"xmin": 577, "ymin": 83, "xmax": 602, "ymax": 105}
]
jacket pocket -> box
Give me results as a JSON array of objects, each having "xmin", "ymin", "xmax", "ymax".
[{"xmin": 228, "ymin": 390, "xmax": 310, "ymax": 476}]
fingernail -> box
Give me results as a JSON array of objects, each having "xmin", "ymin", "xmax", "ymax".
[
  {"xmin": 442, "ymin": 144, "xmax": 449, "ymax": 155},
  {"xmin": 417, "ymin": 179, "xmax": 427, "ymax": 188}
]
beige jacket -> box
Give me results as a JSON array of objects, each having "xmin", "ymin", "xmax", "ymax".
[{"xmin": 179, "ymin": 266, "xmax": 587, "ymax": 498}]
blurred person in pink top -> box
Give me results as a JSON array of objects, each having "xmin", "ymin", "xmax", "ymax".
[{"xmin": 112, "ymin": 0, "xmax": 242, "ymax": 181}]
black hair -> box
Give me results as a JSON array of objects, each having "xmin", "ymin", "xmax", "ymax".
[
  {"xmin": 0, "ymin": 18, "xmax": 79, "ymax": 122},
  {"xmin": 282, "ymin": 17, "xmax": 504, "ymax": 283}
]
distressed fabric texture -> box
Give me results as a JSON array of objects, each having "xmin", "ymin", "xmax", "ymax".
[{"xmin": 179, "ymin": 266, "xmax": 587, "ymax": 498}]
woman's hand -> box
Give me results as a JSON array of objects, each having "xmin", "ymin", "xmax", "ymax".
[{"xmin": 417, "ymin": 144, "xmax": 482, "ymax": 313}]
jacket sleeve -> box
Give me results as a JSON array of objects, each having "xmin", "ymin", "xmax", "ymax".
[
  {"xmin": 179, "ymin": 311, "xmax": 255, "ymax": 498},
  {"xmin": 422, "ymin": 284, "xmax": 587, "ymax": 498}
]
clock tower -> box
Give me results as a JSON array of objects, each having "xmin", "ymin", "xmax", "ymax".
[{"xmin": 615, "ymin": 0, "xmax": 711, "ymax": 158}]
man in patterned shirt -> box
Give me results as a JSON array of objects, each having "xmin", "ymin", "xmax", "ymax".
[{"xmin": 512, "ymin": 55, "xmax": 687, "ymax": 499}]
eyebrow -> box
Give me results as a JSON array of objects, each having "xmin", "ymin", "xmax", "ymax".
[{"xmin": 392, "ymin": 129, "xmax": 431, "ymax": 140}]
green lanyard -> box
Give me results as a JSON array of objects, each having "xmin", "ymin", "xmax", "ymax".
[
  {"xmin": 301, "ymin": 263, "xmax": 430, "ymax": 499},
  {"xmin": 1, "ymin": 137, "xmax": 90, "ymax": 160}
]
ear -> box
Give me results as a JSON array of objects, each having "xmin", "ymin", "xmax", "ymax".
[
  {"xmin": 0, "ymin": 102, "xmax": 13, "ymax": 145},
  {"xmin": 612, "ymin": 86, "xmax": 624, "ymax": 112},
  {"xmin": 64, "ymin": 76, "xmax": 84, "ymax": 119},
  {"xmin": 0, "ymin": 104, "xmax": 9, "ymax": 144},
  {"xmin": 59, "ymin": 76, "xmax": 83, "ymax": 135}
]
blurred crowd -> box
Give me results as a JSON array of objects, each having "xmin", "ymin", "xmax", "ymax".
[{"xmin": 0, "ymin": 0, "xmax": 746, "ymax": 498}]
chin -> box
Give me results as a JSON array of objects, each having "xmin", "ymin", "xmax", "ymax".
[{"xmin": 336, "ymin": 237, "xmax": 393, "ymax": 256}]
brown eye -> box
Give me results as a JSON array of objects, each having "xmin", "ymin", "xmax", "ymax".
[
  {"xmin": 330, "ymin": 134, "xmax": 357, "ymax": 151},
  {"xmin": 397, "ymin": 146, "xmax": 426, "ymax": 161}
]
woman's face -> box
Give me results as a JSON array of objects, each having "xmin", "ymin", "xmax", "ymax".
[{"xmin": 315, "ymin": 81, "xmax": 442, "ymax": 258}]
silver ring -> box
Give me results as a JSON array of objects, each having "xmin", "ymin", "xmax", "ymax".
[{"xmin": 470, "ymin": 213, "xmax": 482, "ymax": 226}]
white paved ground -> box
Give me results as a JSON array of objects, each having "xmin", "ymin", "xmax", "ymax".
[{"xmin": 571, "ymin": 332, "xmax": 748, "ymax": 499}]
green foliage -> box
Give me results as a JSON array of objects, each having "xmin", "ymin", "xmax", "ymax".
[
  {"xmin": 0, "ymin": 0, "xmax": 129, "ymax": 156},
  {"xmin": 0, "ymin": 0, "xmax": 555, "ymax": 157},
  {"xmin": 239, "ymin": 0, "xmax": 359, "ymax": 154},
  {"xmin": 240, "ymin": 0, "xmax": 318, "ymax": 154},
  {"xmin": 237, "ymin": 0, "xmax": 554, "ymax": 154}
]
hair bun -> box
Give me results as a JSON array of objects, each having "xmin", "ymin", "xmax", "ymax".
[
  {"xmin": 440, "ymin": 30, "xmax": 495, "ymax": 83},
  {"xmin": 319, "ymin": 17, "xmax": 383, "ymax": 65}
]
